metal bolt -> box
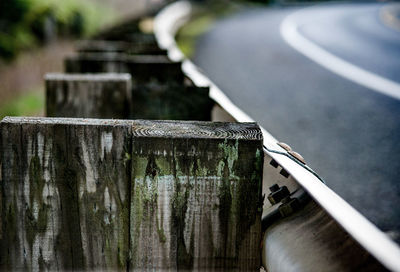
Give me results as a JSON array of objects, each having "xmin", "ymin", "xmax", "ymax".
[
  {"xmin": 288, "ymin": 151, "xmax": 306, "ymax": 165},
  {"xmin": 281, "ymin": 196, "xmax": 291, "ymax": 204},
  {"xmin": 279, "ymin": 197, "xmax": 300, "ymax": 217},
  {"xmin": 269, "ymin": 184, "xmax": 280, "ymax": 193},
  {"xmin": 277, "ymin": 142, "xmax": 292, "ymax": 152},
  {"xmin": 279, "ymin": 168, "xmax": 290, "ymax": 178},
  {"xmin": 269, "ymin": 159, "xmax": 279, "ymax": 168},
  {"xmin": 267, "ymin": 184, "xmax": 290, "ymax": 205}
]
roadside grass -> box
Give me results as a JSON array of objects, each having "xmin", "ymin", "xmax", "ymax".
[
  {"xmin": 176, "ymin": 14, "xmax": 216, "ymax": 58},
  {"xmin": 176, "ymin": 1, "xmax": 240, "ymax": 58},
  {"xmin": 0, "ymin": 87, "xmax": 44, "ymax": 119}
]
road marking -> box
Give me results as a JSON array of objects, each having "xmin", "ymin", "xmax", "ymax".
[{"xmin": 280, "ymin": 10, "xmax": 400, "ymax": 101}]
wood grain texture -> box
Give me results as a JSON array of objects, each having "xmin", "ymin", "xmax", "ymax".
[
  {"xmin": 0, "ymin": 117, "xmax": 131, "ymax": 271},
  {"xmin": 1, "ymin": 117, "xmax": 263, "ymax": 271},
  {"xmin": 131, "ymin": 120, "xmax": 263, "ymax": 140},
  {"xmin": 46, "ymin": 73, "xmax": 132, "ymax": 119}
]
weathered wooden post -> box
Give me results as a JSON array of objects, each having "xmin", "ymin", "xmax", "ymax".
[
  {"xmin": 128, "ymin": 120, "xmax": 264, "ymax": 270},
  {"xmin": 64, "ymin": 54, "xmax": 214, "ymax": 121},
  {"xmin": 125, "ymin": 55, "xmax": 184, "ymax": 84},
  {"xmin": 1, "ymin": 117, "xmax": 263, "ymax": 271},
  {"xmin": 76, "ymin": 40, "xmax": 167, "ymax": 55},
  {"xmin": 131, "ymin": 84, "xmax": 214, "ymax": 120},
  {"xmin": 64, "ymin": 53, "xmax": 184, "ymax": 84},
  {"xmin": 95, "ymin": 27, "xmax": 159, "ymax": 47},
  {"xmin": 0, "ymin": 117, "xmax": 132, "ymax": 271},
  {"xmin": 64, "ymin": 53, "xmax": 123, "ymax": 74},
  {"xmin": 45, "ymin": 73, "xmax": 132, "ymax": 119},
  {"xmin": 92, "ymin": 18, "xmax": 142, "ymax": 41}
]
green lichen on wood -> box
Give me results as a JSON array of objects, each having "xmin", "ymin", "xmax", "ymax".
[
  {"xmin": 75, "ymin": 129, "xmax": 131, "ymax": 270},
  {"xmin": 155, "ymin": 157, "xmax": 172, "ymax": 176},
  {"xmin": 215, "ymin": 139, "xmax": 264, "ymax": 264},
  {"xmin": 218, "ymin": 139, "xmax": 239, "ymax": 175},
  {"xmin": 171, "ymin": 151, "xmax": 194, "ymax": 270},
  {"xmin": 217, "ymin": 140, "xmax": 237, "ymax": 260},
  {"xmin": 129, "ymin": 136, "xmax": 262, "ymax": 269},
  {"xmin": 144, "ymin": 155, "xmax": 160, "ymax": 205},
  {"xmin": 131, "ymin": 152, "xmax": 170, "ymax": 266},
  {"xmin": 130, "ymin": 181, "xmax": 142, "ymax": 267},
  {"xmin": 171, "ymin": 179, "xmax": 193, "ymax": 269},
  {"xmin": 124, "ymin": 152, "xmax": 131, "ymax": 167},
  {"xmin": 118, "ymin": 200, "xmax": 130, "ymax": 268},
  {"xmin": 130, "ymin": 154, "xmax": 146, "ymax": 267},
  {"xmin": 234, "ymin": 146, "xmax": 263, "ymax": 255},
  {"xmin": 130, "ymin": 140, "xmax": 198, "ymax": 269},
  {"xmin": 156, "ymin": 219, "xmax": 167, "ymax": 244}
]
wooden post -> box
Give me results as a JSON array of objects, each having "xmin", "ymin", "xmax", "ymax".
[
  {"xmin": 1, "ymin": 117, "xmax": 263, "ymax": 271},
  {"xmin": 92, "ymin": 20, "xmax": 159, "ymax": 45},
  {"xmin": 64, "ymin": 54, "xmax": 214, "ymax": 121},
  {"xmin": 131, "ymin": 84, "xmax": 214, "ymax": 120},
  {"xmin": 64, "ymin": 54, "xmax": 184, "ymax": 84},
  {"xmin": 0, "ymin": 117, "xmax": 131, "ymax": 271},
  {"xmin": 95, "ymin": 29, "xmax": 158, "ymax": 46},
  {"xmin": 76, "ymin": 40, "xmax": 167, "ymax": 55},
  {"xmin": 64, "ymin": 53, "xmax": 123, "ymax": 74},
  {"xmin": 129, "ymin": 120, "xmax": 263, "ymax": 270},
  {"xmin": 46, "ymin": 73, "xmax": 132, "ymax": 119},
  {"xmin": 92, "ymin": 18, "xmax": 141, "ymax": 41}
]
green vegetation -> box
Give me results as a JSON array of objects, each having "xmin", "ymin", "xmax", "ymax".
[
  {"xmin": 176, "ymin": 14, "xmax": 216, "ymax": 58},
  {"xmin": 0, "ymin": 87, "xmax": 44, "ymax": 118},
  {"xmin": 176, "ymin": 2, "xmax": 239, "ymax": 58},
  {"xmin": 0, "ymin": 0, "xmax": 114, "ymax": 60},
  {"xmin": 0, "ymin": 0, "xmax": 115, "ymax": 118}
]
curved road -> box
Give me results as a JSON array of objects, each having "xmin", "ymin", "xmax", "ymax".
[{"xmin": 192, "ymin": 3, "xmax": 400, "ymax": 243}]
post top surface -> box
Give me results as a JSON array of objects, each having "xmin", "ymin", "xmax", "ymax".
[
  {"xmin": 66, "ymin": 53, "xmax": 176, "ymax": 64},
  {"xmin": 45, "ymin": 73, "xmax": 132, "ymax": 81},
  {"xmin": 1, "ymin": 117, "xmax": 262, "ymax": 141},
  {"xmin": 131, "ymin": 119, "xmax": 262, "ymax": 140}
]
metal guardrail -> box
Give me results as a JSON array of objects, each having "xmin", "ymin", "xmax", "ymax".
[{"xmin": 153, "ymin": 1, "xmax": 400, "ymax": 271}]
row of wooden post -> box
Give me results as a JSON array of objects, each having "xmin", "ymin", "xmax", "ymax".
[{"xmin": 0, "ymin": 11, "xmax": 264, "ymax": 271}]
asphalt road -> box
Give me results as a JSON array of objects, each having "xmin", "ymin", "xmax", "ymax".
[{"xmin": 192, "ymin": 3, "xmax": 400, "ymax": 242}]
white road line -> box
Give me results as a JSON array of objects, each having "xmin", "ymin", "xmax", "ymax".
[{"xmin": 280, "ymin": 10, "xmax": 400, "ymax": 101}]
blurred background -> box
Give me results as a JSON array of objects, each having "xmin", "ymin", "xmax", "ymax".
[
  {"xmin": 0, "ymin": 0, "xmax": 164, "ymax": 118},
  {"xmin": 0, "ymin": 0, "xmax": 357, "ymax": 119}
]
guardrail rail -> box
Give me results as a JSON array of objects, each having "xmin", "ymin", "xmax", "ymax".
[{"xmin": 154, "ymin": 1, "xmax": 400, "ymax": 271}]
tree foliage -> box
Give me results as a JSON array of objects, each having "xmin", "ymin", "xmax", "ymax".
[{"xmin": 0, "ymin": 0, "xmax": 112, "ymax": 60}]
